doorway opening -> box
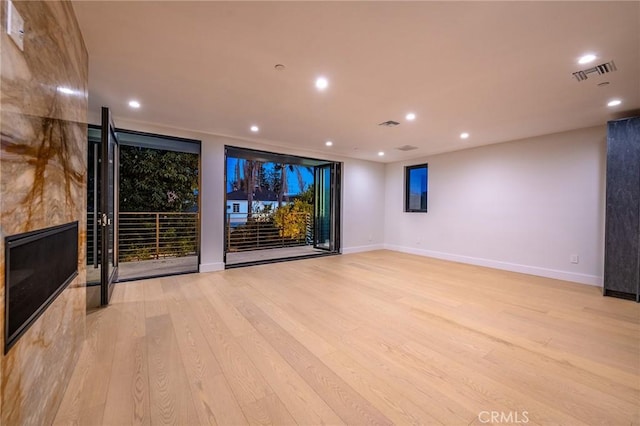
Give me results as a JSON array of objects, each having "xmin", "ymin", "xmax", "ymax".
[
  {"xmin": 224, "ymin": 146, "xmax": 341, "ymax": 267},
  {"xmin": 87, "ymin": 109, "xmax": 201, "ymax": 307}
]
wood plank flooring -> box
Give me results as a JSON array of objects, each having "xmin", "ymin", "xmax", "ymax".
[{"xmin": 54, "ymin": 250, "xmax": 640, "ymax": 425}]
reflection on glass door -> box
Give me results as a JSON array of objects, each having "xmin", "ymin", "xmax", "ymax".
[
  {"xmin": 314, "ymin": 165, "xmax": 331, "ymax": 249},
  {"xmin": 314, "ymin": 163, "xmax": 340, "ymax": 252},
  {"xmin": 87, "ymin": 128, "xmax": 101, "ymax": 289},
  {"xmin": 100, "ymin": 107, "xmax": 119, "ymax": 305}
]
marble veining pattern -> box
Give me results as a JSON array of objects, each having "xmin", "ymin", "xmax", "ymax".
[{"xmin": 1, "ymin": 1, "xmax": 88, "ymax": 424}]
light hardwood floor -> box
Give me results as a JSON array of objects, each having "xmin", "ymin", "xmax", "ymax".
[{"xmin": 54, "ymin": 250, "xmax": 640, "ymax": 425}]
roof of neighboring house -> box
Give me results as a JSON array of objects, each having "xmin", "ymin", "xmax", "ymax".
[{"xmin": 227, "ymin": 188, "xmax": 279, "ymax": 202}]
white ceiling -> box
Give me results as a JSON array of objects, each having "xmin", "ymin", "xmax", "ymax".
[{"xmin": 72, "ymin": 1, "xmax": 640, "ymax": 162}]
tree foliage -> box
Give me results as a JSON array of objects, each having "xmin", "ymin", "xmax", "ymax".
[
  {"xmin": 229, "ymin": 159, "xmax": 313, "ymax": 205},
  {"xmin": 272, "ymin": 199, "xmax": 313, "ymax": 240},
  {"xmin": 119, "ymin": 146, "xmax": 199, "ymax": 212},
  {"xmin": 296, "ymin": 184, "xmax": 314, "ymax": 204}
]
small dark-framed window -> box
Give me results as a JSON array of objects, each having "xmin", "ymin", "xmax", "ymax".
[
  {"xmin": 232, "ymin": 203, "xmax": 240, "ymax": 213},
  {"xmin": 405, "ymin": 163, "xmax": 428, "ymax": 212}
]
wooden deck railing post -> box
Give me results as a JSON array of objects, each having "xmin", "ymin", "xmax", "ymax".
[
  {"xmin": 227, "ymin": 214, "xmax": 231, "ymax": 252},
  {"xmin": 155, "ymin": 213, "xmax": 160, "ymax": 259}
]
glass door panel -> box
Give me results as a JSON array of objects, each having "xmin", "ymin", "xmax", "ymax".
[
  {"xmin": 314, "ymin": 163, "xmax": 340, "ymax": 252},
  {"xmin": 314, "ymin": 165, "xmax": 330, "ymax": 249},
  {"xmin": 100, "ymin": 107, "xmax": 119, "ymax": 305},
  {"xmin": 87, "ymin": 129, "xmax": 101, "ymax": 288}
]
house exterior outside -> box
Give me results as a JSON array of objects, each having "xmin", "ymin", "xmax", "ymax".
[{"xmin": 226, "ymin": 189, "xmax": 289, "ymax": 226}]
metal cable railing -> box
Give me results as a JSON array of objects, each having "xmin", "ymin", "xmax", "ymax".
[
  {"xmin": 87, "ymin": 210, "xmax": 311, "ymax": 261},
  {"xmin": 226, "ymin": 212, "xmax": 311, "ymax": 252},
  {"xmin": 87, "ymin": 212, "xmax": 199, "ymax": 263}
]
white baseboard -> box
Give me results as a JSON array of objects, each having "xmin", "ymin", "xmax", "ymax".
[
  {"xmin": 199, "ymin": 262, "xmax": 225, "ymax": 273},
  {"xmin": 342, "ymin": 244, "xmax": 385, "ymax": 255},
  {"xmin": 383, "ymin": 244, "xmax": 603, "ymax": 286}
]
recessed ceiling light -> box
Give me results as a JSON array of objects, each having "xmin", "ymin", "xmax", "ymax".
[
  {"xmin": 128, "ymin": 100, "xmax": 141, "ymax": 108},
  {"xmin": 405, "ymin": 112, "xmax": 416, "ymax": 121},
  {"xmin": 274, "ymin": 64, "xmax": 286, "ymax": 71},
  {"xmin": 578, "ymin": 54, "xmax": 597, "ymax": 65},
  {"xmin": 315, "ymin": 76, "xmax": 329, "ymax": 91},
  {"xmin": 57, "ymin": 86, "xmax": 74, "ymax": 95},
  {"xmin": 378, "ymin": 151, "xmax": 385, "ymax": 156},
  {"xmin": 607, "ymin": 99, "xmax": 622, "ymax": 107},
  {"xmin": 460, "ymin": 132, "xmax": 470, "ymax": 139},
  {"xmin": 250, "ymin": 125, "xmax": 259, "ymax": 132},
  {"xmin": 325, "ymin": 141, "xmax": 333, "ymax": 146}
]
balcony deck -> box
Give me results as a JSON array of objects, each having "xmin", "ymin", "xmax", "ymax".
[{"xmin": 226, "ymin": 245, "xmax": 328, "ymax": 266}]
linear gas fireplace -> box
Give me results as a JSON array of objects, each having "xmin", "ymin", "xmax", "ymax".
[{"xmin": 5, "ymin": 221, "xmax": 78, "ymax": 353}]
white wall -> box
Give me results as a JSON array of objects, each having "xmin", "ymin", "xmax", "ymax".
[
  {"xmin": 108, "ymin": 117, "xmax": 605, "ymax": 286},
  {"xmin": 112, "ymin": 118, "xmax": 386, "ymax": 271},
  {"xmin": 200, "ymin": 138, "xmax": 225, "ymax": 271},
  {"xmin": 384, "ymin": 126, "xmax": 607, "ymax": 285},
  {"xmin": 341, "ymin": 159, "xmax": 386, "ymax": 253}
]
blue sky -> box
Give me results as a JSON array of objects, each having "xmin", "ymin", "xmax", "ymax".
[
  {"xmin": 409, "ymin": 167, "xmax": 428, "ymax": 194},
  {"xmin": 226, "ymin": 158, "xmax": 314, "ymax": 195}
]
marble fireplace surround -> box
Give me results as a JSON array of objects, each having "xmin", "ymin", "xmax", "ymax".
[{"xmin": 1, "ymin": 1, "xmax": 88, "ymax": 424}]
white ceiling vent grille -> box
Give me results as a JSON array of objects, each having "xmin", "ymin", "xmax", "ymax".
[
  {"xmin": 396, "ymin": 145, "xmax": 418, "ymax": 151},
  {"xmin": 379, "ymin": 120, "xmax": 400, "ymax": 127},
  {"xmin": 572, "ymin": 60, "xmax": 617, "ymax": 82}
]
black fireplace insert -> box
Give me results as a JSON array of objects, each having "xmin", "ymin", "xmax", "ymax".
[{"xmin": 5, "ymin": 221, "xmax": 78, "ymax": 353}]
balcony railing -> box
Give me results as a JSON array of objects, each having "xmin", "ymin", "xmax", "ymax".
[
  {"xmin": 226, "ymin": 212, "xmax": 312, "ymax": 252},
  {"xmin": 87, "ymin": 210, "xmax": 312, "ymax": 263},
  {"xmin": 87, "ymin": 212, "xmax": 199, "ymax": 264}
]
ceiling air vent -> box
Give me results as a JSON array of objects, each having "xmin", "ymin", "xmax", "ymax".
[
  {"xmin": 396, "ymin": 145, "xmax": 418, "ymax": 151},
  {"xmin": 572, "ymin": 60, "xmax": 617, "ymax": 82},
  {"xmin": 379, "ymin": 120, "xmax": 400, "ymax": 127}
]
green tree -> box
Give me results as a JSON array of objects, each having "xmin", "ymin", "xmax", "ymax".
[
  {"xmin": 242, "ymin": 159, "xmax": 261, "ymax": 219},
  {"xmin": 273, "ymin": 164, "xmax": 313, "ymax": 208},
  {"xmin": 297, "ymin": 184, "xmax": 314, "ymax": 204},
  {"xmin": 273, "ymin": 199, "xmax": 312, "ymax": 241},
  {"xmin": 119, "ymin": 146, "xmax": 199, "ymax": 212}
]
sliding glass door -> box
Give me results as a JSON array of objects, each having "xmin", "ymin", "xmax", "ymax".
[
  {"xmin": 314, "ymin": 163, "xmax": 340, "ymax": 252},
  {"xmin": 224, "ymin": 147, "xmax": 341, "ymax": 266}
]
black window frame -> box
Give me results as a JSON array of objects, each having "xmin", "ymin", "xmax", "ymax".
[{"xmin": 404, "ymin": 163, "xmax": 428, "ymax": 213}]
